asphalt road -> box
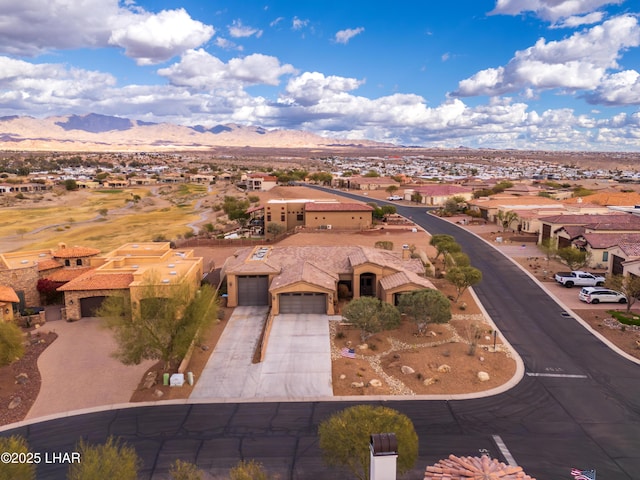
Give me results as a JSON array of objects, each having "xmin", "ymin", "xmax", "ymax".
[{"xmin": 2, "ymin": 189, "xmax": 640, "ymax": 479}]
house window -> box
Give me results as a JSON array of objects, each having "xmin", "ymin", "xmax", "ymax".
[
  {"xmin": 297, "ymin": 214, "xmax": 303, "ymax": 221},
  {"xmin": 281, "ymin": 213, "xmax": 285, "ymax": 222},
  {"xmin": 64, "ymin": 259, "xmax": 70, "ymax": 266},
  {"xmin": 266, "ymin": 213, "xmax": 271, "ymax": 222},
  {"xmin": 76, "ymin": 259, "xmax": 82, "ymax": 266},
  {"xmin": 602, "ymin": 251, "xmax": 609, "ymax": 262}
]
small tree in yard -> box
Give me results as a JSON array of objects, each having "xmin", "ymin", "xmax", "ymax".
[
  {"xmin": 0, "ymin": 321, "xmax": 24, "ymax": 366},
  {"xmin": 446, "ymin": 266, "xmax": 483, "ymax": 301},
  {"xmin": 539, "ymin": 237, "xmax": 558, "ymax": 263},
  {"xmin": 0, "ymin": 435, "xmax": 35, "ymax": 480},
  {"xmin": 606, "ymin": 274, "xmax": 640, "ymax": 313},
  {"xmin": 318, "ymin": 405, "xmax": 418, "ymax": 480},
  {"xmin": 266, "ymin": 222, "xmax": 285, "ymax": 236},
  {"xmin": 98, "ymin": 277, "xmax": 217, "ymax": 371},
  {"xmin": 67, "ymin": 436, "xmax": 140, "ymax": 480},
  {"xmin": 557, "ymin": 247, "xmax": 591, "ymax": 271},
  {"xmin": 385, "ymin": 184, "xmax": 399, "ymax": 195},
  {"xmin": 398, "ymin": 289, "xmax": 451, "ymax": 335},
  {"xmin": 342, "ymin": 297, "xmax": 400, "ymax": 342}
]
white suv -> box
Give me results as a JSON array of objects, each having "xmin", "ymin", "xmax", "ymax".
[{"xmin": 578, "ymin": 287, "xmax": 627, "ymax": 304}]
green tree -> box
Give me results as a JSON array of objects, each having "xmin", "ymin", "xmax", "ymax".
[
  {"xmin": 229, "ymin": 460, "xmax": 270, "ymax": 480},
  {"xmin": 446, "ymin": 266, "xmax": 483, "ymax": 301},
  {"xmin": 410, "ymin": 191, "xmax": 423, "ymax": 203},
  {"xmin": 266, "ymin": 222, "xmax": 285, "ymax": 236},
  {"xmin": 67, "ymin": 436, "xmax": 140, "ymax": 480},
  {"xmin": 363, "ymin": 169, "xmax": 380, "ymax": 177},
  {"xmin": 448, "ymin": 252, "xmax": 470, "ymax": 267},
  {"xmin": 557, "ymin": 247, "xmax": 591, "ymax": 271},
  {"xmin": 0, "ymin": 435, "xmax": 35, "ymax": 480},
  {"xmin": 429, "ymin": 234, "xmax": 461, "ymax": 264},
  {"xmin": 222, "ymin": 196, "xmax": 250, "ymax": 222},
  {"xmin": 442, "ymin": 198, "xmax": 459, "ymax": 216},
  {"xmin": 98, "ymin": 278, "xmax": 217, "ymax": 370},
  {"xmin": 342, "ymin": 297, "xmax": 400, "ymax": 342},
  {"xmin": 380, "ymin": 205, "xmax": 397, "ymax": 216},
  {"xmin": 0, "ymin": 321, "xmax": 25, "ymax": 366},
  {"xmin": 539, "ymin": 238, "xmax": 558, "ymax": 263},
  {"xmin": 309, "ymin": 171, "xmax": 333, "ymax": 185},
  {"xmin": 318, "ymin": 405, "xmax": 418, "ymax": 480},
  {"xmin": 605, "ymin": 274, "xmax": 640, "ymax": 313},
  {"xmin": 169, "ymin": 459, "xmax": 203, "ymax": 480},
  {"xmin": 64, "ymin": 179, "xmax": 78, "ymax": 191},
  {"xmin": 398, "ymin": 289, "xmax": 451, "ymax": 335},
  {"xmin": 496, "ymin": 210, "xmax": 519, "ymax": 232},
  {"xmin": 385, "ymin": 184, "xmax": 399, "ymax": 195}
]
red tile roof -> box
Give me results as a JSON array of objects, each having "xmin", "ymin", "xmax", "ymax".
[
  {"xmin": 37, "ymin": 259, "xmax": 62, "ymax": 271},
  {"xmin": 52, "ymin": 246, "xmax": 101, "ymax": 258},
  {"xmin": 0, "ymin": 285, "xmax": 20, "ymax": 303},
  {"xmin": 58, "ymin": 271, "xmax": 133, "ymax": 291},
  {"xmin": 45, "ymin": 267, "xmax": 93, "ymax": 282}
]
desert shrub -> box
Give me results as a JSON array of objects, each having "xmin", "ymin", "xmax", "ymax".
[
  {"xmin": 67, "ymin": 436, "xmax": 140, "ymax": 480},
  {"xmin": 229, "ymin": 459, "xmax": 271, "ymax": 480},
  {"xmin": 374, "ymin": 241, "xmax": 393, "ymax": 250},
  {"xmin": 0, "ymin": 321, "xmax": 25, "ymax": 366},
  {"xmin": 0, "ymin": 435, "xmax": 35, "ymax": 480},
  {"xmin": 169, "ymin": 459, "xmax": 203, "ymax": 480}
]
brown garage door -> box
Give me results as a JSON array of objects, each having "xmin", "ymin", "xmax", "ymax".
[
  {"xmin": 237, "ymin": 275, "xmax": 269, "ymax": 306},
  {"xmin": 80, "ymin": 296, "xmax": 107, "ymax": 317},
  {"xmin": 279, "ymin": 292, "xmax": 326, "ymax": 314}
]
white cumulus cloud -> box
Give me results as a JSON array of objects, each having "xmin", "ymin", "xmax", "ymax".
[
  {"xmin": 490, "ymin": 0, "xmax": 624, "ymax": 23},
  {"xmin": 453, "ymin": 15, "xmax": 640, "ymax": 98},
  {"xmin": 109, "ymin": 8, "xmax": 214, "ymax": 65},
  {"xmin": 158, "ymin": 50, "xmax": 296, "ymax": 89},
  {"xmin": 334, "ymin": 27, "xmax": 365, "ymax": 44},
  {"xmin": 228, "ymin": 20, "xmax": 263, "ymax": 38}
]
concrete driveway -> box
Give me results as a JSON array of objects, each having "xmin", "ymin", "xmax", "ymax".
[
  {"xmin": 27, "ymin": 318, "xmax": 154, "ymax": 420},
  {"xmin": 190, "ymin": 308, "xmax": 333, "ymax": 400}
]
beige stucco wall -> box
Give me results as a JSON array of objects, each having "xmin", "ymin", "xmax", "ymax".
[{"xmin": 305, "ymin": 211, "xmax": 372, "ymax": 230}]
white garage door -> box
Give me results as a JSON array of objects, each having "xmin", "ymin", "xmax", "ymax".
[{"xmin": 279, "ymin": 292, "xmax": 326, "ymax": 314}]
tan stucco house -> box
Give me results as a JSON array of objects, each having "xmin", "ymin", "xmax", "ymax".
[
  {"xmin": 222, "ymin": 245, "xmax": 435, "ymax": 315},
  {"xmin": 58, "ymin": 242, "xmax": 203, "ymax": 321}
]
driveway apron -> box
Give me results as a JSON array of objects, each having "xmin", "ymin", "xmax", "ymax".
[{"xmin": 190, "ymin": 309, "xmax": 333, "ymax": 399}]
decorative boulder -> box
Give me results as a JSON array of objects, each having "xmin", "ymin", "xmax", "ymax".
[
  {"xmin": 477, "ymin": 371, "xmax": 491, "ymax": 382},
  {"xmin": 369, "ymin": 379, "xmax": 383, "ymax": 387},
  {"xmin": 437, "ymin": 364, "xmax": 452, "ymax": 373},
  {"xmin": 401, "ymin": 365, "xmax": 415, "ymax": 375}
]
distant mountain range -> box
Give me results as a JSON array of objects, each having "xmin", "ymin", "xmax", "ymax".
[{"xmin": 0, "ymin": 113, "xmax": 393, "ymax": 151}]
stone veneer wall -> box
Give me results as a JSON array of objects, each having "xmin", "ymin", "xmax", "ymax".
[
  {"xmin": 63, "ymin": 288, "xmax": 129, "ymax": 321},
  {"xmin": 0, "ymin": 264, "xmax": 40, "ymax": 307}
]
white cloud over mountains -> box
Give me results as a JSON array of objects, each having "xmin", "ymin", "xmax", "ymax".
[{"xmin": 0, "ymin": 1, "xmax": 639, "ymax": 150}]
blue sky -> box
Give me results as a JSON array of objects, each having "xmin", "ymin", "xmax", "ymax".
[{"xmin": 1, "ymin": 1, "xmax": 639, "ymax": 150}]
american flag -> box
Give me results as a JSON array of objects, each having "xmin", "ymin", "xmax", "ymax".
[
  {"xmin": 341, "ymin": 348, "xmax": 356, "ymax": 359},
  {"xmin": 571, "ymin": 468, "xmax": 596, "ymax": 480}
]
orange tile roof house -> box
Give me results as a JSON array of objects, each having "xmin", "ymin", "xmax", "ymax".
[
  {"xmin": 0, "ymin": 243, "xmax": 102, "ymax": 312},
  {"xmin": 58, "ymin": 242, "xmax": 203, "ymax": 321},
  {"xmin": 0, "ymin": 285, "xmax": 20, "ymax": 322},
  {"xmin": 222, "ymin": 245, "xmax": 435, "ymax": 315}
]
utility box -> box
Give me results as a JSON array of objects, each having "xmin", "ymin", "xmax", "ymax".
[{"xmin": 370, "ymin": 433, "xmax": 398, "ymax": 480}]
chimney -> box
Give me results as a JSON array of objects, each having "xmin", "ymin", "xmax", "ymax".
[
  {"xmin": 370, "ymin": 433, "xmax": 398, "ymax": 480},
  {"xmin": 402, "ymin": 244, "xmax": 410, "ymax": 260}
]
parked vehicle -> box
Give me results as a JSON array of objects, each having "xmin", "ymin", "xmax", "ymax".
[
  {"xmin": 554, "ymin": 270, "xmax": 605, "ymax": 288},
  {"xmin": 387, "ymin": 195, "xmax": 403, "ymax": 201},
  {"xmin": 578, "ymin": 287, "xmax": 627, "ymax": 304}
]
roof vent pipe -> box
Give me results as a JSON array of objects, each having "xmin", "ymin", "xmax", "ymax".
[{"xmin": 370, "ymin": 433, "xmax": 398, "ymax": 480}]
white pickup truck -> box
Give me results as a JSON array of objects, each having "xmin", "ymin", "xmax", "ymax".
[{"xmin": 554, "ymin": 270, "xmax": 605, "ymax": 288}]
